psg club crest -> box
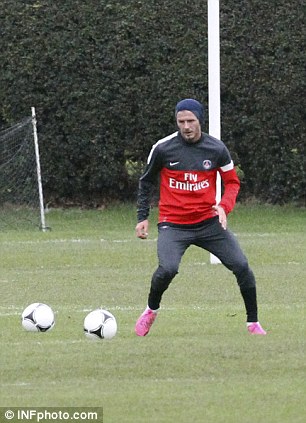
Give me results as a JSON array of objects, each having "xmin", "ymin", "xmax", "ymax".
[{"xmin": 203, "ymin": 160, "xmax": 212, "ymax": 170}]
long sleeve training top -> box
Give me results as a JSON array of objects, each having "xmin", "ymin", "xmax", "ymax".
[{"xmin": 137, "ymin": 131, "xmax": 240, "ymax": 225}]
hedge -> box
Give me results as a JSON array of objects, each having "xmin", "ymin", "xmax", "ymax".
[{"xmin": 0, "ymin": 0, "xmax": 305, "ymax": 205}]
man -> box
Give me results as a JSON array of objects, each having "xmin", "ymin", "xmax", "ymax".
[{"xmin": 135, "ymin": 98, "xmax": 266, "ymax": 336}]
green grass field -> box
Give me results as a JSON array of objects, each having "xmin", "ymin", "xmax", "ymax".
[{"xmin": 0, "ymin": 204, "xmax": 305, "ymax": 423}]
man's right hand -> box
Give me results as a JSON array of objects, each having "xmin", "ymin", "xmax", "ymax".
[{"xmin": 135, "ymin": 220, "xmax": 149, "ymax": 239}]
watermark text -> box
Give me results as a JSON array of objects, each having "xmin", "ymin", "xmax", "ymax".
[{"xmin": 1, "ymin": 408, "xmax": 103, "ymax": 423}]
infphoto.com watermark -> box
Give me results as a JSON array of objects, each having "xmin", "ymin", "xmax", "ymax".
[{"xmin": 0, "ymin": 408, "xmax": 103, "ymax": 423}]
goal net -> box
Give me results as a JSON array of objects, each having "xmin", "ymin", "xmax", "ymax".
[{"xmin": 0, "ymin": 112, "xmax": 47, "ymax": 231}]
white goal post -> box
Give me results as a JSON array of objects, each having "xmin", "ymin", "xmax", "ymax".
[
  {"xmin": 208, "ymin": 0, "xmax": 222, "ymax": 264},
  {"xmin": 31, "ymin": 107, "xmax": 47, "ymax": 232}
]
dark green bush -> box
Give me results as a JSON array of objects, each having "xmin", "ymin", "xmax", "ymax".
[{"xmin": 0, "ymin": 0, "xmax": 305, "ymax": 205}]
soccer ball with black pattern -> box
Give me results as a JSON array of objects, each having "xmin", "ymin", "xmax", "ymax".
[
  {"xmin": 84, "ymin": 309, "xmax": 117, "ymax": 340},
  {"xmin": 21, "ymin": 303, "xmax": 55, "ymax": 332}
]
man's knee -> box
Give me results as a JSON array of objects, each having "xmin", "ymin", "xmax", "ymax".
[
  {"xmin": 151, "ymin": 265, "xmax": 178, "ymax": 291},
  {"xmin": 233, "ymin": 260, "xmax": 256, "ymax": 289}
]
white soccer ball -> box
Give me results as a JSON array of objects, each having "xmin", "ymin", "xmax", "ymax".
[
  {"xmin": 21, "ymin": 303, "xmax": 55, "ymax": 332},
  {"xmin": 84, "ymin": 309, "xmax": 117, "ymax": 340}
]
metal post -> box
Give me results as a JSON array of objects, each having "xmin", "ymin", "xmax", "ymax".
[
  {"xmin": 31, "ymin": 107, "xmax": 47, "ymax": 232},
  {"xmin": 208, "ymin": 0, "xmax": 221, "ymax": 264}
]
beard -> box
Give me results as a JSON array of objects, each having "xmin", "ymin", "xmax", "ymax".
[{"xmin": 181, "ymin": 130, "xmax": 201, "ymax": 143}]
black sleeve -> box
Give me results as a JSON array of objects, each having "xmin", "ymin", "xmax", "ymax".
[
  {"xmin": 137, "ymin": 179, "xmax": 155, "ymax": 222},
  {"xmin": 218, "ymin": 144, "xmax": 233, "ymax": 168},
  {"xmin": 136, "ymin": 146, "xmax": 162, "ymax": 222}
]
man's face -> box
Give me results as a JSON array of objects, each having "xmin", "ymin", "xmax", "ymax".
[{"xmin": 176, "ymin": 110, "xmax": 202, "ymax": 143}]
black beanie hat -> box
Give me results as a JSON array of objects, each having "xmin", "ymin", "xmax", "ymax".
[{"xmin": 175, "ymin": 98, "xmax": 205, "ymax": 126}]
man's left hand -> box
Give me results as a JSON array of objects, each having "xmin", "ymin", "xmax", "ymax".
[{"xmin": 212, "ymin": 205, "xmax": 227, "ymax": 230}]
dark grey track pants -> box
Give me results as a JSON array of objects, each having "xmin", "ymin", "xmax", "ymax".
[{"xmin": 148, "ymin": 217, "xmax": 257, "ymax": 314}]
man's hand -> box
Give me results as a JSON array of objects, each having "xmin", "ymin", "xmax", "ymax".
[
  {"xmin": 136, "ymin": 220, "xmax": 149, "ymax": 239},
  {"xmin": 212, "ymin": 205, "xmax": 227, "ymax": 230}
]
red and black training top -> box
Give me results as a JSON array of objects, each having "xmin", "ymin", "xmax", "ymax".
[{"xmin": 137, "ymin": 131, "xmax": 240, "ymax": 225}]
